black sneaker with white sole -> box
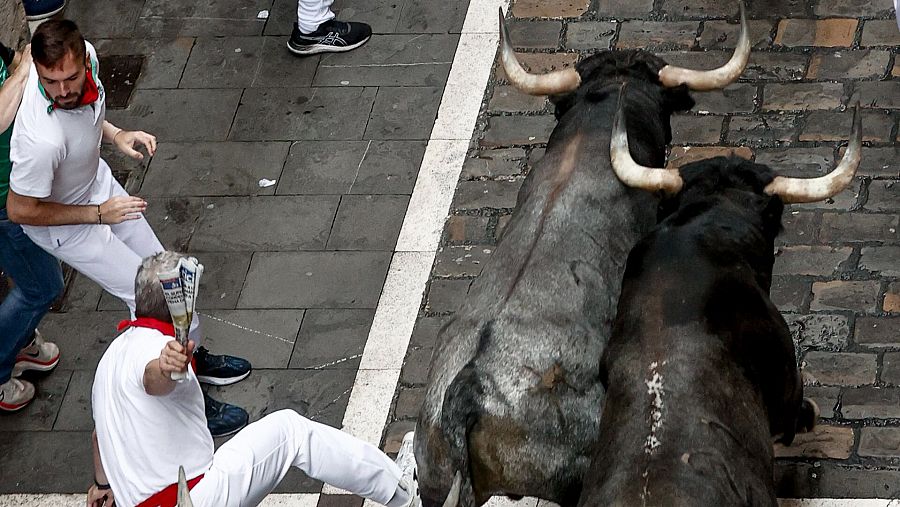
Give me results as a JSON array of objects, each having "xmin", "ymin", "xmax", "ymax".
[{"xmin": 287, "ymin": 19, "xmax": 372, "ymax": 56}]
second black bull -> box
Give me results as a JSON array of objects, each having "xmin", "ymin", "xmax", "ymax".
[{"xmin": 415, "ymin": 6, "xmax": 752, "ymax": 507}]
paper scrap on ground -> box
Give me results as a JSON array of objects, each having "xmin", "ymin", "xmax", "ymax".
[
  {"xmin": 257, "ymin": 9, "xmax": 269, "ymax": 19},
  {"xmin": 259, "ymin": 178, "xmax": 277, "ymax": 188}
]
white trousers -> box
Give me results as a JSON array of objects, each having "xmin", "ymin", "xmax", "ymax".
[
  {"xmin": 297, "ymin": 0, "xmax": 335, "ymax": 33},
  {"xmin": 191, "ymin": 410, "xmax": 403, "ymax": 507},
  {"xmin": 22, "ymin": 159, "xmax": 201, "ymax": 341}
]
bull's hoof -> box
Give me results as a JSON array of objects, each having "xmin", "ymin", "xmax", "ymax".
[{"xmin": 796, "ymin": 398, "xmax": 819, "ymax": 433}]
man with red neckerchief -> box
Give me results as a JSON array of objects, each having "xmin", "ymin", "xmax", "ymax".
[
  {"xmin": 89, "ymin": 251, "xmax": 420, "ymax": 507},
  {"xmin": 7, "ymin": 19, "xmax": 251, "ymax": 437}
]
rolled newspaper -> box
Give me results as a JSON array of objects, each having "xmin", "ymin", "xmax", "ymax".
[
  {"xmin": 178, "ymin": 257, "xmax": 203, "ymax": 332},
  {"xmin": 157, "ymin": 269, "xmax": 190, "ymax": 381}
]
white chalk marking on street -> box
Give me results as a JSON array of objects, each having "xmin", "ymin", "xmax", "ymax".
[
  {"xmin": 198, "ymin": 312, "xmax": 296, "ymax": 345},
  {"xmin": 348, "ymin": 140, "xmax": 373, "ymax": 194}
]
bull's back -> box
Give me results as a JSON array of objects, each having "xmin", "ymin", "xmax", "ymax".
[{"xmin": 416, "ymin": 145, "xmax": 656, "ymax": 504}]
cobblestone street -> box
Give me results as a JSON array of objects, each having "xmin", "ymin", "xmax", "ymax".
[{"xmin": 0, "ymin": 0, "xmax": 898, "ymax": 503}]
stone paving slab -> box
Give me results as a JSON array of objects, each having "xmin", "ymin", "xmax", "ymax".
[
  {"xmin": 141, "ymin": 142, "xmax": 291, "ymax": 197},
  {"xmin": 230, "ymin": 87, "xmax": 378, "ymax": 141},
  {"xmin": 190, "ymin": 196, "xmax": 340, "ymax": 251},
  {"xmin": 106, "ymin": 89, "xmax": 243, "ymax": 142},
  {"xmin": 277, "ymin": 140, "xmax": 426, "ymax": 195},
  {"xmin": 239, "ymin": 252, "xmax": 393, "ymax": 309},
  {"xmin": 92, "ymin": 38, "xmax": 193, "ymax": 90}
]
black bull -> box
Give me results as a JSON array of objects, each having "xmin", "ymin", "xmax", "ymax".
[
  {"xmin": 413, "ymin": 8, "xmax": 751, "ymax": 505},
  {"xmin": 583, "ymin": 158, "xmax": 820, "ymax": 507},
  {"xmin": 577, "ymin": 103, "xmax": 861, "ymax": 506}
]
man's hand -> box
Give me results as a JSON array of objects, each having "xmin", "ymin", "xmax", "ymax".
[
  {"xmin": 98, "ymin": 196, "xmax": 147, "ymax": 224},
  {"xmin": 113, "ymin": 130, "xmax": 157, "ymax": 160},
  {"xmin": 87, "ymin": 484, "xmax": 114, "ymax": 507},
  {"xmin": 159, "ymin": 339, "xmax": 195, "ymax": 377},
  {"xmin": 12, "ymin": 44, "xmax": 31, "ymax": 75}
]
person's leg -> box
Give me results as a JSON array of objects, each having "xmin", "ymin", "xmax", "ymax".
[
  {"xmin": 0, "ymin": 209, "xmax": 64, "ymax": 384},
  {"xmin": 296, "ymin": 0, "xmax": 334, "ymax": 33},
  {"xmin": 38, "ymin": 224, "xmax": 143, "ymax": 314},
  {"xmin": 192, "ymin": 410, "xmax": 410, "ymax": 507}
]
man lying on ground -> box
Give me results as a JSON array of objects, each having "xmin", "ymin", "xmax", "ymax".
[{"xmin": 88, "ymin": 251, "xmax": 420, "ymax": 507}]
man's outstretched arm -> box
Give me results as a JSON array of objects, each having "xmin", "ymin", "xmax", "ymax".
[{"xmin": 7, "ymin": 189, "xmax": 147, "ymax": 226}]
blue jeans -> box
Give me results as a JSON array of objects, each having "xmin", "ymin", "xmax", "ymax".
[{"xmin": 0, "ymin": 208, "xmax": 63, "ymax": 383}]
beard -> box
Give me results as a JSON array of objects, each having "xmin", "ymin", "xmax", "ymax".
[{"xmin": 53, "ymin": 89, "xmax": 85, "ymax": 110}]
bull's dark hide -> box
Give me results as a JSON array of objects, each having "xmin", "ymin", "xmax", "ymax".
[
  {"xmin": 415, "ymin": 51, "xmax": 694, "ymax": 507},
  {"xmin": 581, "ymin": 157, "xmax": 816, "ymax": 507}
]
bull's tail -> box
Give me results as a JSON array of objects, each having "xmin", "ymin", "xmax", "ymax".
[{"xmin": 439, "ymin": 362, "xmax": 485, "ymax": 507}]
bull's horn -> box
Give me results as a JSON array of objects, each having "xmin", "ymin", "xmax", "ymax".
[
  {"xmin": 765, "ymin": 104, "xmax": 862, "ymax": 204},
  {"xmin": 441, "ymin": 471, "xmax": 463, "ymax": 507},
  {"xmin": 658, "ymin": 1, "xmax": 750, "ymax": 91},
  {"xmin": 177, "ymin": 466, "xmax": 195, "ymax": 507},
  {"xmin": 499, "ymin": 8, "xmax": 581, "ymax": 96},
  {"xmin": 610, "ymin": 88, "xmax": 683, "ymax": 194}
]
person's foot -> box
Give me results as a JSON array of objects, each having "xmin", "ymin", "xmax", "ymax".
[
  {"xmin": 204, "ymin": 392, "xmax": 249, "ymax": 438},
  {"xmin": 395, "ymin": 431, "xmax": 420, "ymax": 507},
  {"xmin": 193, "ymin": 346, "xmax": 251, "ymax": 386},
  {"xmin": 13, "ymin": 330, "xmax": 60, "ymax": 377},
  {"xmin": 22, "ymin": 0, "xmax": 66, "ymax": 20},
  {"xmin": 0, "ymin": 378, "xmax": 35, "ymax": 412},
  {"xmin": 287, "ymin": 19, "xmax": 372, "ymax": 56}
]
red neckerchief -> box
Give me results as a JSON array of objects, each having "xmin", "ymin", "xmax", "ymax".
[
  {"xmin": 117, "ymin": 317, "xmax": 175, "ymax": 336},
  {"xmin": 135, "ymin": 474, "xmax": 204, "ymax": 507}
]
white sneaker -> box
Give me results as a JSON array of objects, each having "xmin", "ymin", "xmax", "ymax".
[
  {"xmin": 13, "ymin": 330, "xmax": 60, "ymax": 377},
  {"xmin": 395, "ymin": 432, "xmax": 420, "ymax": 507},
  {"xmin": 0, "ymin": 378, "xmax": 35, "ymax": 412}
]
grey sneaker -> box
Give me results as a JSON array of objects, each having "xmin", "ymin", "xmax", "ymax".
[
  {"xmin": 13, "ymin": 330, "xmax": 60, "ymax": 377},
  {"xmin": 0, "ymin": 378, "xmax": 35, "ymax": 412},
  {"xmin": 395, "ymin": 431, "xmax": 420, "ymax": 507}
]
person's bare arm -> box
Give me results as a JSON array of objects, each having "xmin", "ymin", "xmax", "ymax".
[
  {"xmin": 144, "ymin": 339, "xmax": 195, "ymax": 396},
  {"xmin": 102, "ymin": 120, "xmax": 157, "ymax": 160},
  {"xmin": 6, "ymin": 190, "xmax": 147, "ymax": 226},
  {"xmin": 0, "ymin": 45, "xmax": 31, "ymax": 133},
  {"xmin": 87, "ymin": 430, "xmax": 115, "ymax": 507}
]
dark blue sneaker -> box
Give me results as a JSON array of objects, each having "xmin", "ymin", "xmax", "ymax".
[
  {"xmin": 194, "ymin": 346, "xmax": 251, "ymax": 386},
  {"xmin": 204, "ymin": 392, "xmax": 249, "ymax": 438},
  {"xmin": 22, "ymin": 0, "xmax": 66, "ymax": 20}
]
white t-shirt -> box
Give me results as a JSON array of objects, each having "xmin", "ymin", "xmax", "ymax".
[
  {"xmin": 9, "ymin": 41, "xmax": 106, "ymax": 205},
  {"xmin": 92, "ymin": 326, "xmax": 214, "ymax": 507}
]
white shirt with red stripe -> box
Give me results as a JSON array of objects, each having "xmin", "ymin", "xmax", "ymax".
[{"xmin": 92, "ymin": 326, "xmax": 213, "ymax": 507}]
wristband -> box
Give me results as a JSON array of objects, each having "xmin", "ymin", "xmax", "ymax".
[
  {"xmin": 97, "ymin": 204, "xmax": 102, "ymax": 224},
  {"xmin": 94, "ymin": 478, "xmax": 111, "ymax": 490}
]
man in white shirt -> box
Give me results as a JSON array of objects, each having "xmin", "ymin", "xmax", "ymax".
[
  {"xmin": 89, "ymin": 251, "xmax": 420, "ymax": 507},
  {"xmin": 7, "ymin": 19, "xmax": 251, "ymax": 437}
]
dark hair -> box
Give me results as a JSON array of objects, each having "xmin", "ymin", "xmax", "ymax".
[{"xmin": 31, "ymin": 19, "xmax": 85, "ymax": 69}]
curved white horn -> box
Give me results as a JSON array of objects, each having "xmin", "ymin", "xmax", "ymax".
[
  {"xmin": 765, "ymin": 104, "xmax": 862, "ymax": 204},
  {"xmin": 610, "ymin": 88, "xmax": 683, "ymax": 194},
  {"xmin": 441, "ymin": 471, "xmax": 463, "ymax": 507},
  {"xmin": 177, "ymin": 466, "xmax": 195, "ymax": 507},
  {"xmin": 499, "ymin": 8, "xmax": 581, "ymax": 96},
  {"xmin": 658, "ymin": 1, "xmax": 750, "ymax": 91}
]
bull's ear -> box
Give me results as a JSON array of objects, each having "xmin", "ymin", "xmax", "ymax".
[
  {"xmin": 549, "ymin": 92, "xmax": 577, "ymax": 120},
  {"xmin": 662, "ymin": 84, "xmax": 695, "ymax": 113}
]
